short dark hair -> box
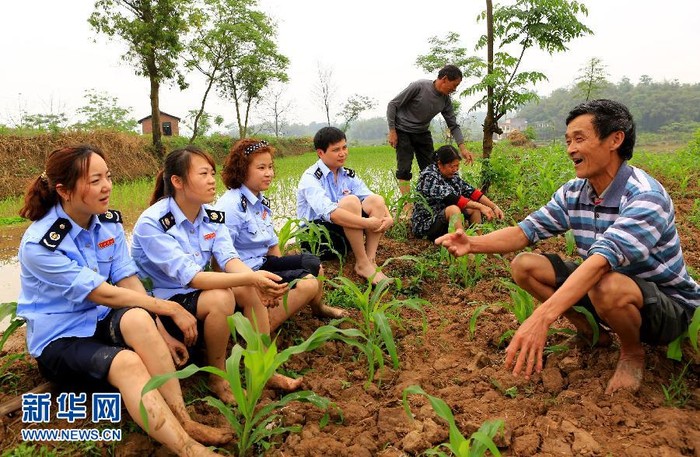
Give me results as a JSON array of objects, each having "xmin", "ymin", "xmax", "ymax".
[
  {"xmin": 314, "ymin": 126, "xmax": 346, "ymax": 152},
  {"xmin": 437, "ymin": 65, "xmax": 463, "ymax": 81},
  {"xmin": 566, "ymin": 99, "xmax": 636, "ymax": 160},
  {"xmin": 435, "ymin": 145, "xmax": 461, "ymax": 165}
]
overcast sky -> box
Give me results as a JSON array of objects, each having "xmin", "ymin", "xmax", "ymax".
[{"xmin": 1, "ymin": 1, "xmax": 698, "ymax": 130}]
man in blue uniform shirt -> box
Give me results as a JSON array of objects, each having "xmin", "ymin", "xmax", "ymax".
[{"xmin": 297, "ymin": 127, "xmax": 394, "ymax": 284}]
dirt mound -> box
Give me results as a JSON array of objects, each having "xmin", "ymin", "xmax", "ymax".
[
  {"xmin": 507, "ymin": 130, "xmax": 535, "ymax": 148},
  {"xmin": 0, "ymin": 131, "xmax": 158, "ymax": 199}
]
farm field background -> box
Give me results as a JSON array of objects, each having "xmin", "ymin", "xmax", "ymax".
[{"xmin": 0, "ymin": 140, "xmax": 699, "ymax": 456}]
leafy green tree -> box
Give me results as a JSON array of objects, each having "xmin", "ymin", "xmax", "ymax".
[
  {"xmin": 22, "ymin": 113, "xmax": 68, "ymax": 133},
  {"xmin": 417, "ymin": 0, "xmax": 591, "ymax": 190},
  {"xmin": 184, "ymin": 109, "xmax": 212, "ymax": 138},
  {"xmin": 89, "ymin": 0, "xmax": 194, "ymax": 157},
  {"xmin": 191, "ymin": 0, "xmax": 287, "ymax": 139},
  {"xmin": 575, "ymin": 57, "xmax": 609, "ymax": 101},
  {"xmin": 74, "ymin": 89, "xmax": 137, "ymax": 131},
  {"xmin": 339, "ymin": 94, "xmax": 376, "ymax": 133}
]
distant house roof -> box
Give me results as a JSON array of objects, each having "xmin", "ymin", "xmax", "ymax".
[{"xmin": 137, "ymin": 111, "xmax": 181, "ymax": 123}]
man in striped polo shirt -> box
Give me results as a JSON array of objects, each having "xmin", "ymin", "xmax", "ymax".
[{"xmin": 437, "ymin": 99, "xmax": 699, "ymax": 395}]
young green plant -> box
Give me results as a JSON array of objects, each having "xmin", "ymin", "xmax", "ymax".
[
  {"xmin": 403, "ymin": 385, "xmax": 504, "ymax": 457},
  {"xmin": 140, "ymin": 312, "xmax": 361, "ymax": 457},
  {"xmin": 327, "ymin": 262, "xmax": 428, "ymax": 384}
]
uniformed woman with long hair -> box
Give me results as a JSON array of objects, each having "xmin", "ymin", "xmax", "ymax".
[
  {"xmin": 17, "ymin": 145, "xmax": 229, "ymax": 456},
  {"xmin": 131, "ymin": 145, "xmax": 301, "ymax": 398}
]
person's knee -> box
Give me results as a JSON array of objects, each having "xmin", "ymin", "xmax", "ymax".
[
  {"xmin": 121, "ymin": 307, "xmax": 158, "ymax": 339},
  {"xmin": 296, "ymin": 274, "xmax": 319, "ymax": 295},
  {"xmin": 207, "ymin": 288, "xmax": 235, "ymax": 316},
  {"xmin": 589, "ymin": 274, "xmax": 635, "ymax": 315},
  {"xmin": 109, "ymin": 350, "xmax": 148, "ymax": 381},
  {"xmin": 362, "ymin": 194, "xmax": 386, "ymax": 212},
  {"xmin": 338, "ymin": 195, "xmax": 362, "ymax": 211},
  {"xmin": 510, "ymin": 252, "xmax": 543, "ymax": 281}
]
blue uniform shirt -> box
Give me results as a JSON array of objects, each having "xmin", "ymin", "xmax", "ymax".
[
  {"xmin": 17, "ymin": 205, "xmax": 137, "ymax": 357},
  {"xmin": 214, "ymin": 186, "xmax": 278, "ymax": 271},
  {"xmin": 131, "ymin": 197, "xmax": 238, "ymax": 298},
  {"xmin": 296, "ymin": 159, "xmax": 372, "ymax": 222}
]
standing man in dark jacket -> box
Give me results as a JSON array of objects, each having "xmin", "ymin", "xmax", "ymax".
[{"xmin": 387, "ymin": 64, "xmax": 474, "ymax": 195}]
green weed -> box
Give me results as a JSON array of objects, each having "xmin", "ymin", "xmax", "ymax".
[
  {"xmin": 403, "ymin": 385, "xmax": 504, "ymax": 457},
  {"xmin": 661, "ymin": 362, "xmax": 692, "ymax": 408}
]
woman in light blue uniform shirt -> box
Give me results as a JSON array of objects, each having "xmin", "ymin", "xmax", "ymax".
[
  {"xmin": 215, "ymin": 139, "xmax": 345, "ymax": 330},
  {"xmin": 131, "ymin": 146, "xmax": 301, "ymax": 395},
  {"xmin": 17, "ymin": 145, "xmax": 229, "ymax": 455}
]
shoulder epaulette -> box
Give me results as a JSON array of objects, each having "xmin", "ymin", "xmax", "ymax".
[
  {"xmin": 205, "ymin": 208, "xmax": 225, "ymax": 224},
  {"xmin": 261, "ymin": 196, "xmax": 270, "ymax": 208},
  {"xmin": 98, "ymin": 209, "xmax": 122, "ymax": 224},
  {"xmin": 159, "ymin": 212, "xmax": 175, "ymax": 231},
  {"xmin": 240, "ymin": 196, "xmax": 248, "ymax": 212},
  {"xmin": 40, "ymin": 218, "xmax": 72, "ymax": 251},
  {"xmin": 314, "ymin": 167, "xmax": 323, "ymax": 180},
  {"xmin": 345, "ymin": 167, "xmax": 356, "ymax": 178}
]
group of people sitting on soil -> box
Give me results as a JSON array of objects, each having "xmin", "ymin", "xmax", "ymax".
[{"xmin": 15, "ymin": 95, "xmax": 700, "ymax": 455}]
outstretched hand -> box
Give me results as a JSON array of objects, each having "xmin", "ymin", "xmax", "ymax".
[
  {"xmin": 434, "ymin": 229, "xmax": 471, "ymax": 257},
  {"xmin": 504, "ymin": 313, "xmax": 550, "ymax": 380}
]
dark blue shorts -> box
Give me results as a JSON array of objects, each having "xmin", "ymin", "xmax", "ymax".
[
  {"xmin": 36, "ymin": 307, "xmax": 133, "ymax": 385},
  {"xmin": 160, "ymin": 290, "xmax": 204, "ymax": 345},
  {"xmin": 260, "ymin": 253, "xmax": 321, "ymax": 285},
  {"xmin": 543, "ymin": 253, "xmax": 692, "ymax": 345}
]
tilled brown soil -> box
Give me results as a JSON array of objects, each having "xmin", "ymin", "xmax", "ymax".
[{"xmin": 1, "ymin": 197, "xmax": 699, "ymax": 456}]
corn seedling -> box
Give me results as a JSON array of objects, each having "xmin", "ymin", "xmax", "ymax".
[
  {"xmin": 140, "ymin": 312, "xmax": 361, "ymax": 457},
  {"xmin": 440, "ymin": 223, "xmax": 487, "ymax": 288},
  {"xmin": 327, "ymin": 267, "xmax": 428, "ymax": 384},
  {"xmin": 403, "ymin": 385, "xmax": 504, "ymax": 457},
  {"xmin": 0, "ymin": 302, "xmax": 25, "ymax": 352},
  {"xmin": 661, "ymin": 362, "xmax": 692, "ymax": 408},
  {"xmin": 293, "ymin": 220, "xmax": 343, "ymax": 264},
  {"xmin": 564, "ymin": 230, "xmax": 576, "ymax": 256},
  {"xmin": 666, "ymin": 307, "xmax": 700, "ymax": 361}
]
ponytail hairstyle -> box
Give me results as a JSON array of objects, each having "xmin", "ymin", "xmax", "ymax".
[
  {"xmin": 434, "ymin": 144, "xmax": 461, "ymax": 165},
  {"xmin": 221, "ymin": 138, "xmax": 276, "ymax": 189},
  {"xmin": 150, "ymin": 145, "xmax": 216, "ymax": 205},
  {"xmin": 19, "ymin": 145, "xmax": 106, "ymax": 221}
]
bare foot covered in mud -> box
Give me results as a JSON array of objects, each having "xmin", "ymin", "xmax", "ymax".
[
  {"xmin": 267, "ymin": 372, "xmax": 303, "ymax": 391},
  {"xmin": 313, "ymin": 303, "xmax": 348, "ymax": 319},
  {"xmin": 180, "ymin": 439, "xmax": 220, "ymax": 456},
  {"xmin": 354, "ymin": 263, "xmax": 392, "ymax": 285},
  {"xmin": 182, "ymin": 420, "xmax": 233, "ymax": 446},
  {"xmin": 209, "ymin": 377, "xmax": 236, "ymax": 405},
  {"xmin": 605, "ymin": 349, "xmax": 645, "ymax": 395}
]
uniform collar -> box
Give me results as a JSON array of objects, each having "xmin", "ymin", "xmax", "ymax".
[
  {"xmin": 316, "ymin": 159, "xmax": 333, "ymax": 177},
  {"xmin": 167, "ymin": 197, "xmax": 205, "ymax": 227},
  {"xmin": 54, "ymin": 203, "xmax": 101, "ymax": 240},
  {"xmin": 581, "ymin": 161, "xmax": 633, "ymax": 207},
  {"xmin": 240, "ymin": 185, "xmax": 262, "ymax": 207}
]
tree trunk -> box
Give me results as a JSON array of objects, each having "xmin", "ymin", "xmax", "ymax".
[
  {"xmin": 150, "ymin": 78, "xmax": 164, "ymax": 159},
  {"xmin": 481, "ymin": 0, "xmax": 495, "ymax": 192},
  {"xmin": 190, "ymin": 76, "xmax": 216, "ymax": 143}
]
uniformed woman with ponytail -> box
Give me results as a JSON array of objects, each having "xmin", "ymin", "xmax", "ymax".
[
  {"xmin": 131, "ymin": 145, "xmax": 301, "ymax": 397},
  {"xmin": 17, "ymin": 145, "xmax": 229, "ymax": 456}
]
